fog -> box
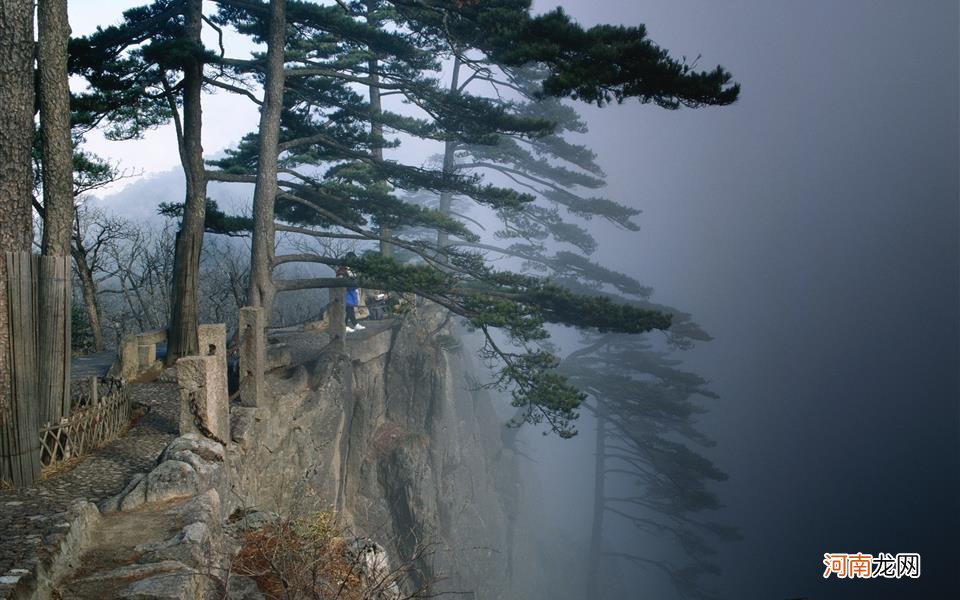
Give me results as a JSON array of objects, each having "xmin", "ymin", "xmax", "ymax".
[
  {"xmin": 75, "ymin": 1, "xmax": 959, "ymax": 598},
  {"xmin": 519, "ymin": 1, "xmax": 959, "ymax": 599}
]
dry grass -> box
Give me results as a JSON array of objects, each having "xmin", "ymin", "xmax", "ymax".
[
  {"xmin": 232, "ymin": 511, "xmax": 368, "ymax": 600},
  {"xmin": 230, "ymin": 508, "xmax": 432, "ymax": 600}
]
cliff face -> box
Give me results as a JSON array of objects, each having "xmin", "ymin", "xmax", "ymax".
[
  {"xmin": 342, "ymin": 308, "xmax": 518, "ymax": 598},
  {"xmin": 227, "ymin": 306, "xmax": 524, "ymax": 598}
]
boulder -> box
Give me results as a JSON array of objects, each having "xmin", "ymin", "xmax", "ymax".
[
  {"xmin": 117, "ymin": 571, "xmax": 201, "ymax": 600},
  {"xmin": 144, "ymin": 460, "xmax": 198, "ymax": 505}
]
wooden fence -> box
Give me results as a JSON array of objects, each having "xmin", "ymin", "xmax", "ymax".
[
  {"xmin": 39, "ymin": 377, "xmax": 129, "ymax": 469},
  {"xmin": 0, "ymin": 251, "xmax": 72, "ymax": 487}
]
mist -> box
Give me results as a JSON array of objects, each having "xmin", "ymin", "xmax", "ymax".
[
  {"xmin": 512, "ymin": 1, "xmax": 960, "ymax": 599},
  {"xmin": 67, "ymin": 1, "xmax": 959, "ymax": 598}
]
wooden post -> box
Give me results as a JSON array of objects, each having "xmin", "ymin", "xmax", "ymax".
[{"xmin": 89, "ymin": 376, "xmax": 98, "ymax": 406}]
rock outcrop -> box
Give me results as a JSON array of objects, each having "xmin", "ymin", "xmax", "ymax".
[
  {"xmin": 342, "ymin": 308, "xmax": 519, "ymax": 598},
  {"xmin": 42, "ymin": 306, "xmax": 525, "ymax": 599},
  {"xmin": 221, "ymin": 306, "xmax": 522, "ymax": 597}
]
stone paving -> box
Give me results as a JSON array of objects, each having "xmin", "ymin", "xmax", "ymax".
[
  {"xmin": 0, "ymin": 381, "xmax": 179, "ymax": 579},
  {"xmin": 267, "ymin": 317, "xmax": 396, "ymax": 367},
  {"xmin": 69, "ymin": 352, "xmax": 116, "ymax": 380}
]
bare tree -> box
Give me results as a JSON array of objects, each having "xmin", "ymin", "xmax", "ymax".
[
  {"xmin": 96, "ymin": 220, "xmax": 177, "ymax": 341},
  {"xmin": 200, "ymin": 237, "xmax": 250, "ymax": 335},
  {"xmin": 75, "ymin": 218, "xmax": 257, "ymax": 349},
  {"xmin": 71, "ymin": 205, "xmax": 129, "ymax": 351}
]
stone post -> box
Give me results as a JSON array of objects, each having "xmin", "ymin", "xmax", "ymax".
[
  {"xmin": 197, "ymin": 323, "xmax": 227, "ymax": 374},
  {"xmin": 239, "ymin": 307, "xmax": 265, "ymax": 407},
  {"xmin": 328, "ymin": 288, "xmax": 346, "ymax": 352},
  {"xmin": 137, "ymin": 343, "xmax": 156, "ymax": 368},
  {"xmin": 176, "ymin": 355, "xmax": 229, "ymax": 443},
  {"xmin": 119, "ymin": 334, "xmax": 140, "ymax": 381}
]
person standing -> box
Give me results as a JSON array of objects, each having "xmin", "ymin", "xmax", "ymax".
[
  {"xmin": 345, "ymin": 282, "xmax": 364, "ymax": 332},
  {"xmin": 337, "ymin": 261, "xmax": 365, "ymax": 333}
]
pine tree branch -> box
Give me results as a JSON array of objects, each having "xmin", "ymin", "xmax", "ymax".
[
  {"xmin": 275, "ymin": 223, "xmax": 367, "ymax": 241},
  {"xmin": 202, "ymin": 76, "xmax": 262, "ymax": 105}
]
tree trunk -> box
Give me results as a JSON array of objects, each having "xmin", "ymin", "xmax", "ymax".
[
  {"xmin": 247, "ymin": 0, "xmax": 286, "ymax": 318},
  {"xmin": 0, "ymin": 0, "xmax": 38, "ymax": 485},
  {"xmin": 167, "ymin": 0, "xmax": 207, "ymax": 364},
  {"xmin": 364, "ymin": 2, "xmax": 393, "ymax": 258},
  {"xmin": 436, "ymin": 56, "xmax": 461, "ymax": 254},
  {"xmin": 38, "ymin": 0, "xmax": 74, "ymax": 257},
  {"xmin": 72, "ymin": 247, "xmax": 104, "ymax": 352},
  {"xmin": 369, "ymin": 60, "xmax": 395, "ymax": 258},
  {"xmin": 37, "ymin": 0, "xmax": 75, "ymax": 424},
  {"xmin": 586, "ymin": 405, "xmax": 607, "ymax": 599}
]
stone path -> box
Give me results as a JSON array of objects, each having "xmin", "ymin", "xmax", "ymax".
[
  {"xmin": 268, "ymin": 317, "xmax": 397, "ymax": 367},
  {"xmin": 69, "ymin": 352, "xmax": 116, "ymax": 381},
  {"xmin": 0, "ymin": 382, "xmax": 179, "ymax": 579}
]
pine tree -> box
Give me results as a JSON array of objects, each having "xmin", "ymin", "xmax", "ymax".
[
  {"xmin": 195, "ymin": 0, "xmax": 739, "ymax": 435},
  {"xmin": 106, "ymin": 0, "xmax": 739, "ymax": 437},
  {"xmin": 436, "ymin": 67, "xmax": 739, "ymax": 596},
  {"xmin": 245, "ymin": 0, "xmax": 287, "ymax": 314},
  {"xmin": 564, "ymin": 337, "xmax": 738, "ymax": 599},
  {"xmin": 71, "ymin": 0, "xmax": 218, "ymax": 362}
]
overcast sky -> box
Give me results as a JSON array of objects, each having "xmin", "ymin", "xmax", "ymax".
[{"xmin": 71, "ymin": 1, "xmax": 959, "ymax": 598}]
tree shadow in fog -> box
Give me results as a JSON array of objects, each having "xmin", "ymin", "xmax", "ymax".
[{"xmin": 562, "ymin": 332, "xmax": 741, "ymax": 600}]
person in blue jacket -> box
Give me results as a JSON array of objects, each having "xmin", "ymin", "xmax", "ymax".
[
  {"xmin": 337, "ymin": 260, "xmax": 365, "ymax": 333},
  {"xmin": 345, "ymin": 284, "xmax": 364, "ymax": 332}
]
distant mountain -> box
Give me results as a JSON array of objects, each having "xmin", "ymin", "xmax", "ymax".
[{"xmin": 89, "ymin": 168, "xmax": 253, "ymax": 224}]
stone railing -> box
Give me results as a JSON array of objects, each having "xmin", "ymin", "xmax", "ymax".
[
  {"xmin": 118, "ymin": 325, "xmax": 227, "ymax": 383},
  {"xmin": 238, "ymin": 308, "xmax": 265, "ymax": 408},
  {"xmin": 118, "ymin": 329, "xmax": 166, "ymax": 381},
  {"xmin": 176, "ymin": 324, "xmax": 229, "ymax": 444}
]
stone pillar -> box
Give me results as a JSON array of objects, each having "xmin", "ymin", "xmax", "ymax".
[
  {"xmin": 239, "ymin": 307, "xmax": 265, "ymax": 407},
  {"xmin": 328, "ymin": 288, "xmax": 346, "ymax": 352},
  {"xmin": 176, "ymin": 355, "xmax": 229, "ymax": 443},
  {"xmin": 119, "ymin": 334, "xmax": 140, "ymax": 381},
  {"xmin": 138, "ymin": 343, "xmax": 156, "ymax": 368},
  {"xmin": 197, "ymin": 323, "xmax": 227, "ymax": 374}
]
